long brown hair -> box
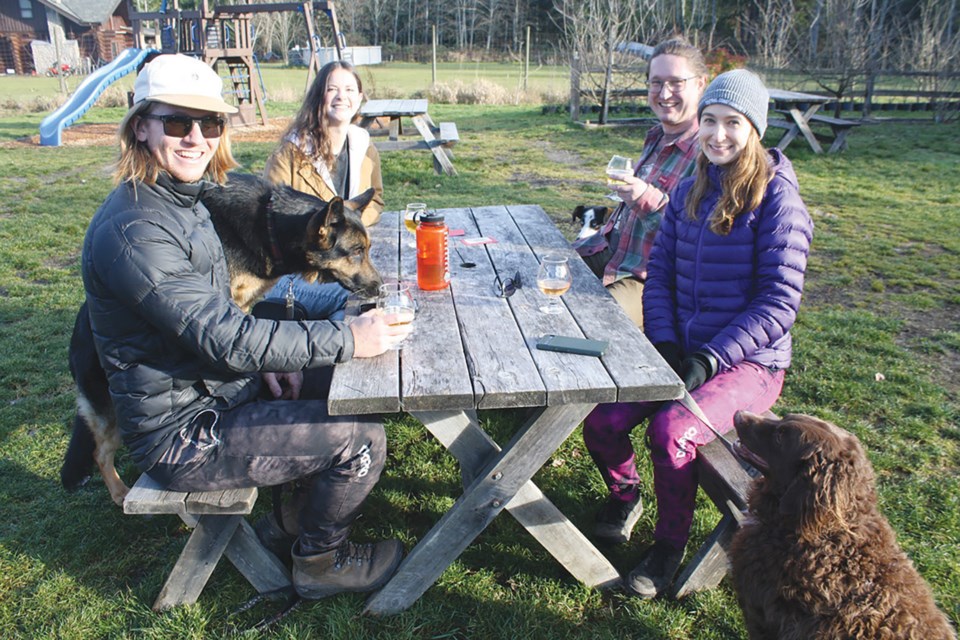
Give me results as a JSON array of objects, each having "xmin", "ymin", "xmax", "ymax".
[
  {"xmin": 685, "ymin": 129, "xmax": 772, "ymax": 235},
  {"xmin": 113, "ymin": 101, "xmax": 238, "ymax": 185},
  {"xmin": 284, "ymin": 60, "xmax": 363, "ymax": 168}
]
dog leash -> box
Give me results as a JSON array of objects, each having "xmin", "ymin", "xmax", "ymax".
[
  {"xmin": 677, "ymin": 389, "xmax": 760, "ymax": 479},
  {"xmin": 227, "ymin": 586, "xmax": 301, "ymax": 632},
  {"xmin": 677, "ymin": 389, "xmax": 736, "ymax": 452}
]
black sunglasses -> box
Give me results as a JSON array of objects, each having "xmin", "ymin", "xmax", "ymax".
[
  {"xmin": 141, "ymin": 113, "xmax": 225, "ymax": 139},
  {"xmin": 494, "ymin": 270, "xmax": 522, "ymax": 298}
]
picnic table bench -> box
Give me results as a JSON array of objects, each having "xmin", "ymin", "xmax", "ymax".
[
  {"xmin": 123, "ymin": 473, "xmax": 291, "ymax": 611},
  {"xmin": 359, "ymin": 99, "xmax": 459, "ymax": 176}
]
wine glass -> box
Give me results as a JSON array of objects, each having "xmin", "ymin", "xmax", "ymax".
[
  {"xmin": 377, "ymin": 282, "xmax": 416, "ymax": 350},
  {"xmin": 404, "ymin": 202, "xmax": 426, "ymax": 249},
  {"xmin": 536, "ymin": 254, "xmax": 572, "ymax": 315},
  {"xmin": 605, "ymin": 155, "xmax": 633, "ymax": 202}
]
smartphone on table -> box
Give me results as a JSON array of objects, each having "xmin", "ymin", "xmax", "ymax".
[{"xmin": 536, "ymin": 334, "xmax": 608, "ymax": 357}]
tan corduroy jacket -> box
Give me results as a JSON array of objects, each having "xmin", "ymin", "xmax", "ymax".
[{"xmin": 263, "ymin": 124, "xmax": 384, "ymax": 227}]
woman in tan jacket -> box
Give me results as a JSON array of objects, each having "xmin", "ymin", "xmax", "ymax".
[{"xmin": 263, "ymin": 60, "xmax": 385, "ymax": 318}]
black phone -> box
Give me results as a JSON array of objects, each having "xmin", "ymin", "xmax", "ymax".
[{"xmin": 536, "ymin": 334, "xmax": 608, "ymax": 357}]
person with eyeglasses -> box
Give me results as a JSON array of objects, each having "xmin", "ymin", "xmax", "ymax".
[
  {"xmin": 80, "ymin": 54, "xmax": 410, "ymax": 600},
  {"xmin": 583, "ymin": 69, "xmax": 812, "ymax": 599},
  {"xmin": 574, "ymin": 37, "xmax": 707, "ymax": 328},
  {"xmin": 260, "ymin": 61, "xmax": 385, "ymax": 321}
]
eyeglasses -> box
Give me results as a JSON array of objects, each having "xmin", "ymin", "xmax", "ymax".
[
  {"xmin": 141, "ymin": 113, "xmax": 225, "ymax": 139},
  {"xmin": 648, "ymin": 77, "xmax": 697, "ymax": 93},
  {"xmin": 494, "ymin": 270, "xmax": 522, "ymax": 298}
]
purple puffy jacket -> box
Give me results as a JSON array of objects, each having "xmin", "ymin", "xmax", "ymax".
[{"xmin": 642, "ymin": 148, "xmax": 813, "ymax": 371}]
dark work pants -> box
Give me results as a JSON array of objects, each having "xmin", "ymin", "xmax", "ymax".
[{"xmin": 148, "ymin": 369, "xmax": 386, "ymax": 555}]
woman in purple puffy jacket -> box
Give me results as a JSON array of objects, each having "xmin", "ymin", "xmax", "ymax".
[{"xmin": 582, "ymin": 69, "xmax": 814, "ymax": 599}]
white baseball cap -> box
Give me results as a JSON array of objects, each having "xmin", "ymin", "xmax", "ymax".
[{"xmin": 133, "ymin": 54, "xmax": 238, "ymax": 114}]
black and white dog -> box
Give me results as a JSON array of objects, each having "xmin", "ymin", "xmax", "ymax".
[{"xmin": 572, "ymin": 205, "xmax": 612, "ymax": 239}]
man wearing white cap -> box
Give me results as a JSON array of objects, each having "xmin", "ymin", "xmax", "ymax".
[{"xmin": 81, "ymin": 54, "xmax": 408, "ymax": 600}]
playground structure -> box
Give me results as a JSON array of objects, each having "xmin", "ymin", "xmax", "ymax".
[
  {"xmin": 130, "ymin": 0, "xmax": 345, "ymax": 127},
  {"xmin": 128, "ymin": 0, "xmax": 344, "ymax": 126},
  {"xmin": 40, "ymin": 1, "xmax": 344, "ymax": 146}
]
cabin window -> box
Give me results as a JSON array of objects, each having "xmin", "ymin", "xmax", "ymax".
[{"xmin": 20, "ymin": 0, "xmax": 33, "ymax": 19}]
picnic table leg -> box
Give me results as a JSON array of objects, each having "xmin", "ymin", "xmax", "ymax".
[
  {"xmin": 153, "ymin": 514, "xmax": 242, "ymax": 611},
  {"xmin": 223, "ymin": 518, "xmax": 292, "ymax": 594},
  {"xmin": 671, "ymin": 512, "xmax": 739, "ymax": 598},
  {"xmin": 389, "ymin": 116, "xmax": 401, "ymax": 141},
  {"xmin": 828, "ymin": 126, "xmax": 851, "ymax": 153},
  {"xmin": 411, "ymin": 410, "xmax": 621, "ymax": 589},
  {"xmin": 364, "ymin": 403, "xmax": 597, "ymax": 615},
  {"xmin": 775, "ymin": 124, "xmax": 801, "ymax": 151},
  {"xmin": 788, "ymin": 106, "xmax": 824, "ymax": 154},
  {"xmin": 411, "ymin": 114, "xmax": 457, "ymax": 176}
]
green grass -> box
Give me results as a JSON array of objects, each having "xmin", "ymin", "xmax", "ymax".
[
  {"xmin": 0, "ymin": 61, "xmax": 570, "ymax": 110},
  {"xmin": 0, "ymin": 106, "xmax": 957, "ymax": 638}
]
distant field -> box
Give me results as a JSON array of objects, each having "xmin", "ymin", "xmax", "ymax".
[{"xmin": 0, "ymin": 61, "xmax": 570, "ymax": 106}]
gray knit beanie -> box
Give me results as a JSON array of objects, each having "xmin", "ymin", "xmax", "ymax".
[{"xmin": 698, "ymin": 69, "xmax": 769, "ymax": 137}]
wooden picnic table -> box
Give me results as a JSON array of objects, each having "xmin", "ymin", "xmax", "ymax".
[
  {"xmin": 767, "ymin": 88, "xmax": 860, "ymax": 154},
  {"xmin": 359, "ymin": 99, "xmax": 459, "ymax": 176},
  {"xmin": 328, "ymin": 204, "xmax": 683, "ymax": 615}
]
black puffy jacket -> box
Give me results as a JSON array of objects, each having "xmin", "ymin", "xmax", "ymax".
[{"xmin": 81, "ymin": 174, "xmax": 355, "ymax": 471}]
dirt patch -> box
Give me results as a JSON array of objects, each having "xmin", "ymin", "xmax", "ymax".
[
  {"xmin": 532, "ymin": 140, "xmax": 584, "ymax": 168},
  {"xmin": 1, "ymin": 118, "xmax": 293, "ymax": 149}
]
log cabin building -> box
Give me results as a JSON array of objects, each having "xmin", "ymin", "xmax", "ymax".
[{"xmin": 0, "ymin": 0, "xmax": 132, "ymax": 74}]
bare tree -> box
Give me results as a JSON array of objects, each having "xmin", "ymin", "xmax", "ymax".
[
  {"xmin": 899, "ymin": 0, "xmax": 960, "ymax": 121},
  {"xmin": 554, "ymin": 0, "xmax": 653, "ymax": 123},
  {"xmin": 799, "ymin": 0, "xmax": 889, "ymax": 116},
  {"xmin": 251, "ymin": 5, "xmax": 307, "ymax": 66},
  {"xmin": 742, "ymin": 0, "xmax": 798, "ymax": 69}
]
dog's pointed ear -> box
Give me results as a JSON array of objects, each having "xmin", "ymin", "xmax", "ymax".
[
  {"xmin": 306, "ymin": 198, "xmax": 345, "ymax": 250},
  {"xmin": 572, "ymin": 205, "xmax": 585, "ymax": 222},
  {"xmin": 346, "ymin": 188, "xmax": 375, "ymax": 214}
]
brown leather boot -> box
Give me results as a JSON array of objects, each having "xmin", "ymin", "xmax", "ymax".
[{"xmin": 292, "ymin": 538, "xmax": 404, "ymax": 599}]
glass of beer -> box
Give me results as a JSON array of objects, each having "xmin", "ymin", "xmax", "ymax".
[
  {"xmin": 605, "ymin": 155, "xmax": 632, "ymax": 202},
  {"xmin": 377, "ymin": 282, "xmax": 416, "ymax": 349},
  {"xmin": 404, "ymin": 202, "xmax": 427, "ymax": 248},
  {"xmin": 536, "ymin": 254, "xmax": 572, "ymax": 314}
]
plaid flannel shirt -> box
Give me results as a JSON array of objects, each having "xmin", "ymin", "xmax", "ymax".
[{"xmin": 575, "ymin": 123, "xmax": 700, "ymax": 285}]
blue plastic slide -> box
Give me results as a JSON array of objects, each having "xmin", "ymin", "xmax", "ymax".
[{"xmin": 40, "ymin": 47, "xmax": 157, "ymax": 147}]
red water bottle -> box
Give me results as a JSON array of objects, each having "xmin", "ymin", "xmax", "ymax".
[{"xmin": 416, "ymin": 211, "xmax": 450, "ymax": 290}]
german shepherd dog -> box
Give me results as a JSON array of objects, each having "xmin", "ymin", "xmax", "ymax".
[{"xmin": 60, "ymin": 173, "xmax": 383, "ymax": 506}]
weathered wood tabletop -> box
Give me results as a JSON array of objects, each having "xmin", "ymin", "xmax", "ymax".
[
  {"xmin": 329, "ymin": 204, "xmax": 682, "ymax": 615},
  {"xmin": 359, "ymin": 99, "xmax": 457, "ymax": 175}
]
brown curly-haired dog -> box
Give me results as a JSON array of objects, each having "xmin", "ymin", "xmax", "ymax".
[{"xmin": 729, "ymin": 411, "xmax": 957, "ymax": 640}]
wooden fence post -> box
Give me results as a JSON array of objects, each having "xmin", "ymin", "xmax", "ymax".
[{"xmin": 569, "ymin": 50, "xmax": 580, "ymax": 121}]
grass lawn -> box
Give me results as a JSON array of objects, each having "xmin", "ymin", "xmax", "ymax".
[
  {"xmin": 0, "ymin": 60, "xmax": 570, "ymax": 111},
  {"xmin": 0, "ymin": 105, "xmax": 957, "ymax": 639}
]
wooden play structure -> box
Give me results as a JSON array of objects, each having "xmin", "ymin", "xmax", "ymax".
[{"xmin": 128, "ymin": 0, "xmax": 345, "ymax": 126}]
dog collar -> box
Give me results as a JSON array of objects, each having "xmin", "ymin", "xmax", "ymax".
[{"xmin": 265, "ymin": 192, "xmax": 286, "ymax": 274}]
